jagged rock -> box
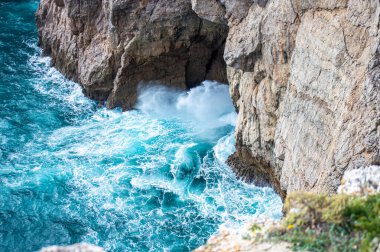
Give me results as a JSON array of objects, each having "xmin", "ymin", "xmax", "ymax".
[
  {"xmin": 190, "ymin": 0, "xmax": 227, "ymax": 25},
  {"xmin": 37, "ymin": 0, "xmax": 380, "ymax": 197},
  {"xmin": 338, "ymin": 166, "xmax": 380, "ymax": 196},
  {"xmin": 194, "ymin": 219, "xmax": 292, "ymax": 252},
  {"xmin": 36, "ymin": 0, "xmax": 228, "ymax": 110},
  {"xmin": 192, "ymin": 0, "xmax": 380, "ymax": 197}
]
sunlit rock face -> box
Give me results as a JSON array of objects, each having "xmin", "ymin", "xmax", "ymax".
[
  {"xmin": 37, "ymin": 0, "xmax": 380, "ymax": 197},
  {"xmin": 192, "ymin": 0, "xmax": 380, "ymax": 198},
  {"xmin": 338, "ymin": 166, "xmax": 380, "ymax": 196},
  {"xmin": 36, "ymin": 0, "xmax": 228, "ymax": 110}
]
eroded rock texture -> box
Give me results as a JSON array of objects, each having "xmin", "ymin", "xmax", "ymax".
[
  {"xmin": 36, "ymin": 0, "xmax": 228, "ymax": 109},
  {"xmin": 192, "ymin": 0, "xmax": 380, "ymax": 198},
  {"xmin": 37, "ymin": 0, "xmax": 380, "ymax": 197}
]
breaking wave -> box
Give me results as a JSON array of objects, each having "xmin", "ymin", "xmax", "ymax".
[{"xmin": 0, "ymin": 1, "xmax": 282, "ymax": 252}]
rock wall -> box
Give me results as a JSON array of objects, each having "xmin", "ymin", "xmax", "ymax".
[
  {"xmin": 36, "ymin": 0, "xmax": 228, "ymax": 110},
  {"xmin": 192, "ymin": 0, "xmax": 380, "ymax": 198},
  {"xmin": 36, "ymin": 0, "xmax": 380, "ymax": 197}
]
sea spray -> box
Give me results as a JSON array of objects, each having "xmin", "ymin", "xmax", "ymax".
[
  {"xmin": 0, "ymin": 2, "xmax": 282, "ymax": 252},
  {"xmin": 136, "ymin": 81, "xmax": 237, "ymax": 129}
]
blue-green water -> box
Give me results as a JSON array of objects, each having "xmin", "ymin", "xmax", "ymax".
[{"xmin": 0, "ymin": 1, "xmax": 282, "ymax": 251}]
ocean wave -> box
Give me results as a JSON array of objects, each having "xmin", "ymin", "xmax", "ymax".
[{"xmin": 0, "ymin": 2, "xmax": 282, "ymax": 250}]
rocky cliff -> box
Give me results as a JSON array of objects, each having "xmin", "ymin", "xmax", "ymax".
[
  {"xmin": 192, "ymin": 0, "xmax": 380, "ymax": 198},
  {"xmin": 36, "ymin": 0, "xmax": 228, "ymax": 109},
  {"xmin": 36, "ymin": 0, "xmax": 380, "ymax": 197},
  {"xmin": 196, "ymin": 166, "xmax": 380, "ymax": 252}
]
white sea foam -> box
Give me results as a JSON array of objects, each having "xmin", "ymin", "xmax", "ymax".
[
  {"xmin": 0, "ymin": 5, "xmax": 280, "ymax": 251},
  {"xmin": 28, "ymin": 54, "xmax": 94, "ymax": 114},
  {"xmin": 14, "ymin": 41, "xmax": 282, "ymax": 251},
  {"xmin": 136, "ymin": 81, "xmax": 237, "ymax": 129},
  {"xmin": 213, "ymin": 132, "xmax": 236, "ymax": 163}
]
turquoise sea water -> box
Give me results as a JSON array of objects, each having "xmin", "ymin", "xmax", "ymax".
[{"xmin": 0, "ymin": 1, "xmax": 282, "ymax": 251}]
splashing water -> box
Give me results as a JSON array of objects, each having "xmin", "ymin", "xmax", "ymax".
[
  {"xmin": 136, "ymin": 83, "xmax": 237, "ymax": 129},
  {"xmin": 0, "ymin": 1, "xmax": 282, "ymax": 252}
]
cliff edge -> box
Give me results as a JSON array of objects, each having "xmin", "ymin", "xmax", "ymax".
[
  {"xmin": 36, "ymin": 0, "xmax": 380, "ymax": 197},
  {"xmin": 36, "ymin": 0, "xmax": 228, "ymax": 109},
  {"xmin": 192, "ymin": 0, "xmax": 380, "ymax": 198}
]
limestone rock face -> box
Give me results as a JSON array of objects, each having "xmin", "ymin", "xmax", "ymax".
[
  {"xmin": 36, "ymin": 0, "xmax": 228, "ymax": 110},
  {"xmin": 192, "ymin": 0, "xmax": 380, "ymax": 197},
  {"xmin": 338, "ymin": 166, "xmax": 380, "ymax": 196},
  {"xmin": 37, "ymin": 0, "xmax": 380, "ymax": 197}
]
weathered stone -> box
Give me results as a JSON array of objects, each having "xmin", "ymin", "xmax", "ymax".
[
  {"xmin": 290, "ymin": 0, "xmax": 348, "ymax": 15},
  {"xmin": 191, "ymin": 0, "xmax": 227, "ymax": 25},
  {"xmin": 338, "ymin": 166, "xmax": 380, "ymax": 196},
  {"xmin": 274, "ymin": 1, "xmax": 380, "ymax": 195},
  {"xmin": 37, "ymin": 0, "xmax": 380, "ymax": 198},
  {"xmin": 194, "ymin": 218, "xmax": 292, "ymax": 252},
  {"xmin": 193, "ymin": 0, "xmax": 380, "ymax": 198},
  {"xmin": 53, "ymin": 0, "xmax": 64, "ymax": 7},
  {"xmin": 36, "ymin": 0, "xmax": 228, "ymax": 110},
  {"xmin": 39, "ymin": 243, "xmax": 104, "ymax": 252}
]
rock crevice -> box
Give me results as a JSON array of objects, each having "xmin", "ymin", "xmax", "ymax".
[{"xmin": 36, "ymin": 0, "xmax": 229, "ymax": 110}]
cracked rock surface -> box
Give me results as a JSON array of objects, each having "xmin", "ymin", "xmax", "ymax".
[
  {"xmin": 36, "ymin": 0, "xmax": 228, "ymax": 110},
  {"xmin": 37, "ymin": 0, "xmax": 380, "ymax": 197},
  {"xmin": 192, "ymin": 0, "xmax": 380, "ymax": 198}
]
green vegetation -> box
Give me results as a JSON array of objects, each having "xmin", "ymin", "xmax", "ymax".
[{"xmin": 267, "ymin": 193, "xmax": 380, "ymax": 252}]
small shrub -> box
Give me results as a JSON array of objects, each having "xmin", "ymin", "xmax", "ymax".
[
  {"xmin": 271, "ymin": 193, "xmax": 380, "ymax": 252},
  {"xmin": 343, "ymin": 195, "xmax": 380, "ymax": 251},
  {"xmin": 250, "ymin": 223, "xmax": 262, "ymax": 232}
]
